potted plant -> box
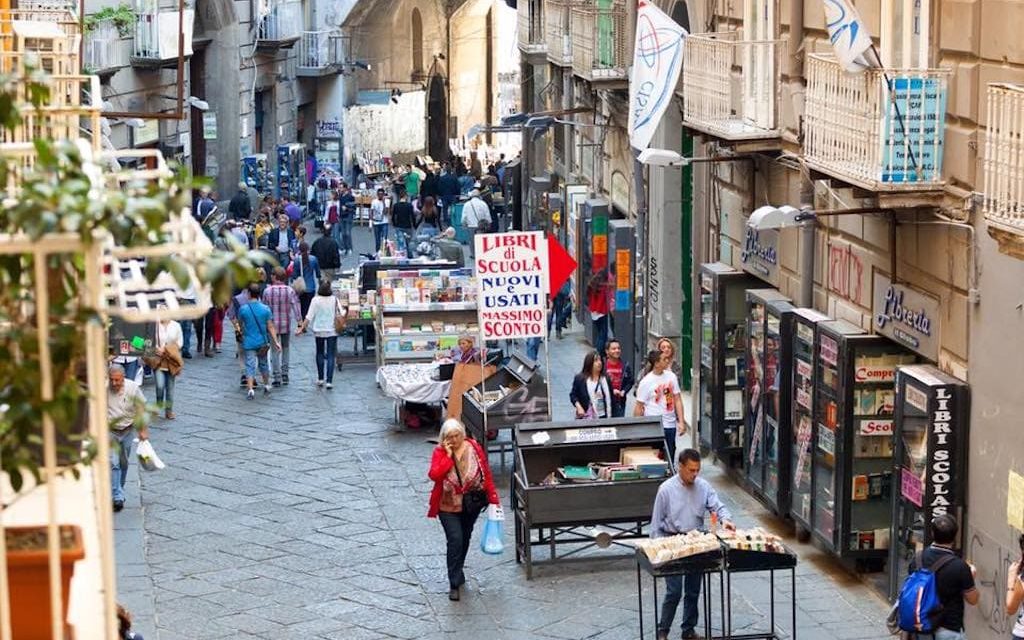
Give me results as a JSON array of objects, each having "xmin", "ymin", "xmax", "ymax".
[
  {"xmin": 0, "ymin": 67, "xmax": 266, "ymax": 636},
  {"xmin": 83, "ymin": 4, "xmax": 137, "ymax": 38}
]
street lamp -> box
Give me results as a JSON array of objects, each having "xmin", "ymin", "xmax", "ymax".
[
  {"xmin": 638, "ymin": 147, "xmax": 750, "ymax": 167},
  {"xmin": 747, "ymin": 204, "xmax": 817, "ymax": 307}
]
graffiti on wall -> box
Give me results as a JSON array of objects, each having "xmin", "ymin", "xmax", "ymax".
[
  {"xmin": 828, "ymin": 242, "xmax": 866, "ymax": 305},
  {"xmin": 968, "ymin": 528, "xmax": 1019, "ymax": 635}
]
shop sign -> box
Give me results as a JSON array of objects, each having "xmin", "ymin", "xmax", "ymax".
[
  {"xmin": 565, "ymin": 426, "xmax": 618, "ymax": 443},
  {"xmin": 855, "ymin": 365, "xmax": 896, "ymax": 383},
  {"xmin": 872, "ymin": 273, "xmax": 939, "ymax": 360},
  {"xmin": 740, "ymin": 225, "xmax": 780, "ymax": 286},
  {"xmin": 901, "ymin": 467, "xmax": 924, "ymax": 507},
  {"xmin": 132, "ymin": 119, "xmax": 159, "ymax": 146},
  {"xmin": 858, "ymin": 419, "xmax": 893, "ymax": 436},
  {"xmin": 927, "ymin": 386, "xmax": 955, "ymax": 518},
  {"xmin": 615, "ymin": 249, "xmax": 631, "ymax": 310},
  {"xmin": 476, "ymin": 231, "xmax": 549, "ymax": 339},
  {"xmin": 316, "ymin": 119, "xmax": 342, "ymax": 139},
  {"xmin": 202, "ymin": 112, "xmax": 217, "ymax": 140}
]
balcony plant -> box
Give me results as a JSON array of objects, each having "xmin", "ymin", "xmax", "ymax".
[
  {"xmin": 0, "ymin": 69, "xmax": 267, "ymax": 636},
  {"xmin": 83, "ymin": 4, "xmax": 136, "ymax": 37}
]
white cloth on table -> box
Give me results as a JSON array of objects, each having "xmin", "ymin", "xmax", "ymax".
[{"xmin": 376, "ymin": 363, "xmax": 451, "ymax": 404}]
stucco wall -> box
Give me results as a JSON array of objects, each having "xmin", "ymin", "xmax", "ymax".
[{"xmin": 341, "ymin": 90, "xmax": 426, "ymax": 164}]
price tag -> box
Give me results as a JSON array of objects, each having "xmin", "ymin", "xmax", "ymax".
[{"xmin": 564, "ymin": 427, "xmax": 617, "ymax": 443}]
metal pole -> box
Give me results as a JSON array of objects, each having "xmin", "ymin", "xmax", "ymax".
[{"xmin": 798, "ymin": 177, "xmax": 815, "ymax": 308}]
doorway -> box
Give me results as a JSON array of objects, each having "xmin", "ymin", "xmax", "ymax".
[
  {"xmin": 190, "ymin": 49, "xmax": 206, "ymax": 177},
  {"xmin": 427, "ymin": 74, "xmax": 447, "ymax": 160}
]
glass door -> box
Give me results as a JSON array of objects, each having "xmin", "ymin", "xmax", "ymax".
[
  {"xmin": 813, "ymin": 331, "xmax": 841, "ymax": 545},
  {"xmin": 791, "ymin": 318, "xmax": 815, "ymax": 526},
  {"xmin": 746, "ymin": 301, "xmax": 766, "ymax": 488},
  {"xmin": 762, "ymin": 311, "xmax": 783, "ymax": 503},
  {"xmin": 891, "ymin": 376, "xmax": 928, "ymax": 592}
]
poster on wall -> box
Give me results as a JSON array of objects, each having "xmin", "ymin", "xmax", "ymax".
[{"xmin": 476, "ymin": 231, "xmax": 550, "ymax": 340}]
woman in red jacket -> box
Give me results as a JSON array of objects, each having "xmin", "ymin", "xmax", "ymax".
[{"xmin": 428, "ymin": 418, "xmax": 500, "ymax": 601}]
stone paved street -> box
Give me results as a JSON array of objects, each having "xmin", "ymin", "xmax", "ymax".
[{"xmin": 114, "ymin": 226, "xmax": 891, "ymax": 640}]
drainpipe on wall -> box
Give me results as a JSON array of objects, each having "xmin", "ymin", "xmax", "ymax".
[{"xmin": 798, "ymin": 176, "xmax": 815, "ymax": 308}]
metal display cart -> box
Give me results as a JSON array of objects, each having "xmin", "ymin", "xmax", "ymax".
[
  {"xmin": 635, "ymin": 541, "xmax": 798, "ymax": 640},
  {"xmin": 512, "ymin": 417, "xmax": 669, "ymax": 579},
  {"xmin": 743, "ymin": 290, "xmax": 795, "ymax": 517},
  {"xmin": 888, "ymin": 364, "xmax": 969, "ymax": 599},
  {"xmin": 462, "ymin": 352, "xmax": 550, "ymax": 444}
]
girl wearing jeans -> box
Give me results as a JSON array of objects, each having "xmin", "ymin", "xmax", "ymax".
[
  {"xmin": 297, "ymin": 280, "xmax": 344, "ymax": 388},
  {"xmin": 153, "ymin": 315, "xmax": 183, "ymax": 419}
]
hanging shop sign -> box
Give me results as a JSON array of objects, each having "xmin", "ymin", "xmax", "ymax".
[
  {"xmin": 202, "ymin": 112, "xmax": 218, "ymax": 140},
  {"xmin": 316, "ymin": 119, "xmax": 342, "ymax": 139},
  {"xmin": 476, "ymin": 231, "xmax": 550, "ymax": 339},
  {"xmin": 740, "ymin": 225, "xmax": 780, "ymax": 286},
  {"xmin": 925, "ymin": 385, "xmax": 956, "ymax": 519},
  {"xmin": 872, "ymin": 273, "xmax": 940, "ymax": 361}
]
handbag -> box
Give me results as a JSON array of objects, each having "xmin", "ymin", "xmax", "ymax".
[
  {"xmin": 333, "ymin": 298, "xmax": 347, "ymax": 334},
  {"xmin": 452, "ymin": 455, "xmax": 488, "ymax": 515},
  {"xmin": 291, "ymin": 258, "xmax": 307, "ymax": 295}
]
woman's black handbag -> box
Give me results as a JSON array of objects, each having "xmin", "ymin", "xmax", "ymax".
[{"xmin": 453, "ymin": 457, "xmax": 488, "ymax": 515}]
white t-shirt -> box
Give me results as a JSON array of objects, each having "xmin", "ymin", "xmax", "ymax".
[
  {"xmin": 636, "ymin": 370, "xmax": 681, "ymax": 430},
  {"xmin": 462, "ymin": 198, "xmax": 491, "ymax": 228},
  {"xmin": 586, "ymin": 377, "xmax": 610, "ymax": 418},
  {"xmin": 371, "ymin": 198, "xmax": 389, "ymax": 225}
]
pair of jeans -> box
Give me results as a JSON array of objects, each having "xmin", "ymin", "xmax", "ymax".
[
  {"xmin": 373, "ymin": 223, "xmax": 390, "ymax": 253},
  {"xmin": 299, "ymin": 291, "xmax": 314, "ymax": 319},
  {"xmin": 592, "ymin": 314, "xmax": 609, "ymax": 356},
  {"xmin": 925, "ymin": 630, "xmax": 966, "ymax": 640},
  {"xmin": 110, "ymin": 428, "xmax": 135, "ymax": 503},
  {"xmin": 338, "ymin": 215, "xmax": 354, "ymax": 252},
  {"xmin": 153, "ymin": 369, "xmax": 175, "ymax": 411},
  {"xmin": 243, "ymin": 348, "xmax": 270, "ymax": 380},
  {"xmin": 439, "ymin": 509, "xmax": 482, "ymax": 589},
  {"xmin": 664, "ymin": 427, "xmax": 678, "ymax": 468},
  {"xmin": 315, "ymin": 335, "xmax": 338, "ymax": 383},
  {"xmin": 272, "ymin": 333, "xmax": 291, "ymax": 382},
  {"xmin": 394, "ymin": 227, "xmax": 414, "ymax": 254},
  {"xmin": 526, "ymin": 336, "xmax": 541, "ymax": 362},
  {"xmin": 659, "ymin": 571, "xmax": 702, "ymax": 635},
  {"xmin": 179, "ymin": 309, "xmax": 194, "ymax": 355}
]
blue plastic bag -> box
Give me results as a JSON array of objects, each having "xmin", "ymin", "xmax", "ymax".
[{"xmin": 481, "ymin": 505, "xmax": 505, "ymax": 555}]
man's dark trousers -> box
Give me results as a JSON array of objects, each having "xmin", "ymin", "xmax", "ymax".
[{"xmin": 659, "ymin": 571, "xmax": 702, "ymax": 636}]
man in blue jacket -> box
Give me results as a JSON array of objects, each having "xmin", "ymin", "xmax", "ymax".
[{"xmin": 266, "ymin": 214, "xmax": 296, "ymax": 267}]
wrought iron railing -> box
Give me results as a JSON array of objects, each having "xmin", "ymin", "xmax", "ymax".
[
  {"xmin": 570, "ymin": 0, "xmax": 626, "ymax": 81},
  {"xmin": 84, "ymin": 21, "xmax": 129, "ymax": 72},
  {"xmin": 681, "ymin": 31, "xmax": 783, "ymax": 140},
  {"xmin": 133, "ymin": 6, "xmax": 194, "ymax": 60},
  {"xmin": 256, "ymin": 0, "xmax": 301, "ymax": 42},
  {"xmin": 517, "ymin": 0, "xmax": 546, "ymax": 53},
  {"xmin": 804, "ymin": 54, "xmax": 950, "ymax": 191},
  {"xmin": 297, "ymin": 29, "xmax": 343, "ymax": 69},
  {"xmin": 545, "ymin": 0, "xmax": 572, "ymax": 64},
  {"xmin": 984, "ymin": 83, "xmax": 1024, "ymax": 232}
]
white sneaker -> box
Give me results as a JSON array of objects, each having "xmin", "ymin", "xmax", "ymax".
[
  {"xmin": 316, "ymin": 380, "xmax": 324, "ymax": 387},
  {"xmin": 246, "ymin": 389, "xmax": 255, "ymax": 400},
  {"xmin": 325, "ymin": 382, "xmax": 333, "ymax": 389},
  {"xmin": 263, "ymin": 385, "xmax": 271, "ymax": 396}
]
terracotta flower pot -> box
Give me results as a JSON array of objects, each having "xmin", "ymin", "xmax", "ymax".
[{"xmin": 5, "ymin": 525, "xmax": 85, "ymax": 640}]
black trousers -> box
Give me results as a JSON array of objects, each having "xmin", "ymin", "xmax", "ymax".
[{"xmin": 439, "ymin": 508, "xmax": 482, "ymax": 589}]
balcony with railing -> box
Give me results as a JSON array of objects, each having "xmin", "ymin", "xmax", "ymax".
[
  {"xmin": 517, "ymin": 0, "xmax": 547, "ymax": 57},
  {"xmin": 545, "ymin": 0, "xmax": 572, "ymax": 66},
  {"xmin": 680, "ymin": 31, "xmax": 783, "ymax": 144},
  {"xmin": 131, "ymin": 4, "xmax": 194, "ymax": 68},
  {"xmin": 983, "ymin": 83, "xmax": 1024, "ymax": 236},
  {"xmin": 296, "ymin": 29, "xmax": 343, "ymax": 76},
  {"xmin": 570, "ymin": 0, "xmax": 627, "ymax": 84},
  {"xmin": 83, "ymin": 21, "xmax": 130, "ymax": 76},
  {"xmin": 256, "ymin": 0, "xmax": 301, "ymax": 50},
  {"xmin": 804, "ymin": 54, "xmax": 951, "ymax": 192}
]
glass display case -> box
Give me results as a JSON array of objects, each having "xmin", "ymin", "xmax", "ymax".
[
  {"xmin": 698, "ymin": 263, "xmax": 762, "ymax": 463},
  {"xmin": 888, "ymin": 365, "xmax": 969, "ymax": 599},
  {"xmin": 789, "ymin": 308, "xmax": 830, "ymax": 534},
  {"xmin": 744, "ymin": 290, "xmax": 795, "ymax": 516},
  {"xmin": 811, "ymin": 320, "xmax": 918, "ymax": 563}
]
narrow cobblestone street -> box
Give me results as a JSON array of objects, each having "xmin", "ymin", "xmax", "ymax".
[{"xmin": 113, "ymin": 227, "xmax": 891, "ymax": 640}]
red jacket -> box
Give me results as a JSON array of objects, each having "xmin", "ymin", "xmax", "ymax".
[{"xmin": 427, "ymin": 438, "xmax": 499, "ymax": 518}]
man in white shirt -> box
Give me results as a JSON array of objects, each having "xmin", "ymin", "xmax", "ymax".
[
  {"xmin": 107, "ymin": 364, "xmax": 149, "ymax": 512},
  {"xmin": 461, "ymin": 189, "xmax": 491, "ymax": 258},
  {"xmin": 370, "ymin": 188, "xmax": 390, "ymax": 254}
]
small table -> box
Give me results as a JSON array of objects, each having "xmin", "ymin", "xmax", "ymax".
[{"xmin": 635, "ymin": 549, "xmax": 726, "ymax": 640}]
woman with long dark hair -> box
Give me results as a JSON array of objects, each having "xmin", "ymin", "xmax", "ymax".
[
  {"xmin": 297, "ymin": 280, "xmax": 344, "ymax": 389},
  {"xmin": 570, "ymin": 350, "xmax": 612, "ymax": 420},
  {"xmin": 288, "ymin": 241, "xmax": 320, "ymax": 317}
]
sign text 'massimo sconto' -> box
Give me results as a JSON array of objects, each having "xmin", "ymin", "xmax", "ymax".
[{"xmin": 476, "ymin": 232, "xmax": 550, "ymax": 340}]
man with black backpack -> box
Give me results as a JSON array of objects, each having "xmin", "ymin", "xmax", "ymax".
[{"xmin": 897, "ymin": 514, "xmax": 978, "ymax": 639}]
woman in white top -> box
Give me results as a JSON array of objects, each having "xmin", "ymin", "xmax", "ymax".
[
  {"xmin": 1006, "ymin": 534, "xmax": 1024, "ymax": 639},
  {"xmin": 570, "ymin": 350, "xmax": 611, "ymax": 419},
  {"xmin": 154, "ymin": 313, "xmax": 183, "ymax": 419},
  {"xmin": 634, "ymin": 349, "xmax": 686, "ymax": 465},
  {"xmin": 297, "ymin": 280, "xmax": 345, "ymax": 389}
]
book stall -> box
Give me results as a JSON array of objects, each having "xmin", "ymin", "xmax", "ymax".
[
  {"xmin": 330, "ymin": 273, "xmax": 377, "ymax": 363},
  {"xmin": 634, "ymin": 527, "xmax": 798, "ymax": 639},
  {"xmin": 511, "ymin": 417, "xmax": 670, "ymax": 579},
  {"xmin": 461, "ymin": 352, "xmax": 549, "ymax": 446}
]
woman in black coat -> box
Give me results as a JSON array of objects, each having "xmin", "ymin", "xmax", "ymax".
[{"xmin": 569, "ymin": 350, "xmax": 612, "ymax": 420}]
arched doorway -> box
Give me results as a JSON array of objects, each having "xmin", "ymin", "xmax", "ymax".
[
  {"xmin": 411, "ymin": 9, "xmax": 424, "ymax": 77},
  {"xmin": 427, "ymin": 74, "xmax": 448, "ymax": 160}
]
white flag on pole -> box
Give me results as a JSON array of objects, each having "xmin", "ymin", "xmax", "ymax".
[
  {"xmin": 824, "ymin": 0, "xmax": 874, "ymax": 72},
  {"xmin": 628, "ymin": 0, "xmax": 687, "ymax": 151}
]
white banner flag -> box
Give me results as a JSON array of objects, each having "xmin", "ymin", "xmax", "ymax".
[
  {"xmin": 628, "ymin": 1, "xmax": 687, "ymax": 151},
  {"xmin": 824, "ymin": 0, "xmax": 873, "ymax": 72}
]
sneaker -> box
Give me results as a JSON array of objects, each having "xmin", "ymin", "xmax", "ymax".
[
  {"xmin": 263, "ymin": 385, "xmax": 271, "ymax": 396},
  {"xmin": 246, "ymin": 389, "xmax": 255, "ymax": 400},
  {"xmin": 316, "ymin": 380, "xmax": 324, "ymax": 387},
  {"xmin": 165, "ymin": 410, "xmax": 176, "ymax": 420},
  {"xmin": 680, "ymin": 630, "xmax": 698, "ymax": 640},
  {"xmin": 182, "ymin": 352, "xmax": 193, "ymax": 359},
  {"xmin": 113, "ymin": 500, "xmax": 124, "ymax": 513},
  {"xmin": 272, "ymin": 379, "xmax": 282, "ymax": 388},
  {"xmin": 282, "ymin": 375, "xmax": 289, "ymax": 385},
  {"xmin": 325, "ymin": 382, "xmax": 333, "ymax": 389}
]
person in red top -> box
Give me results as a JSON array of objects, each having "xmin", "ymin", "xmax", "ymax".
[
  {"xmin": 604, "ymin": 339, "xmax": 635, "ymax": 417},
  {"xmin": 587, "ymin": 265, "xmax": 614, "ymax": 356},
  {"xmin": 428, "ymin": 418, "xmax": 500, "ymax": 601}
]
